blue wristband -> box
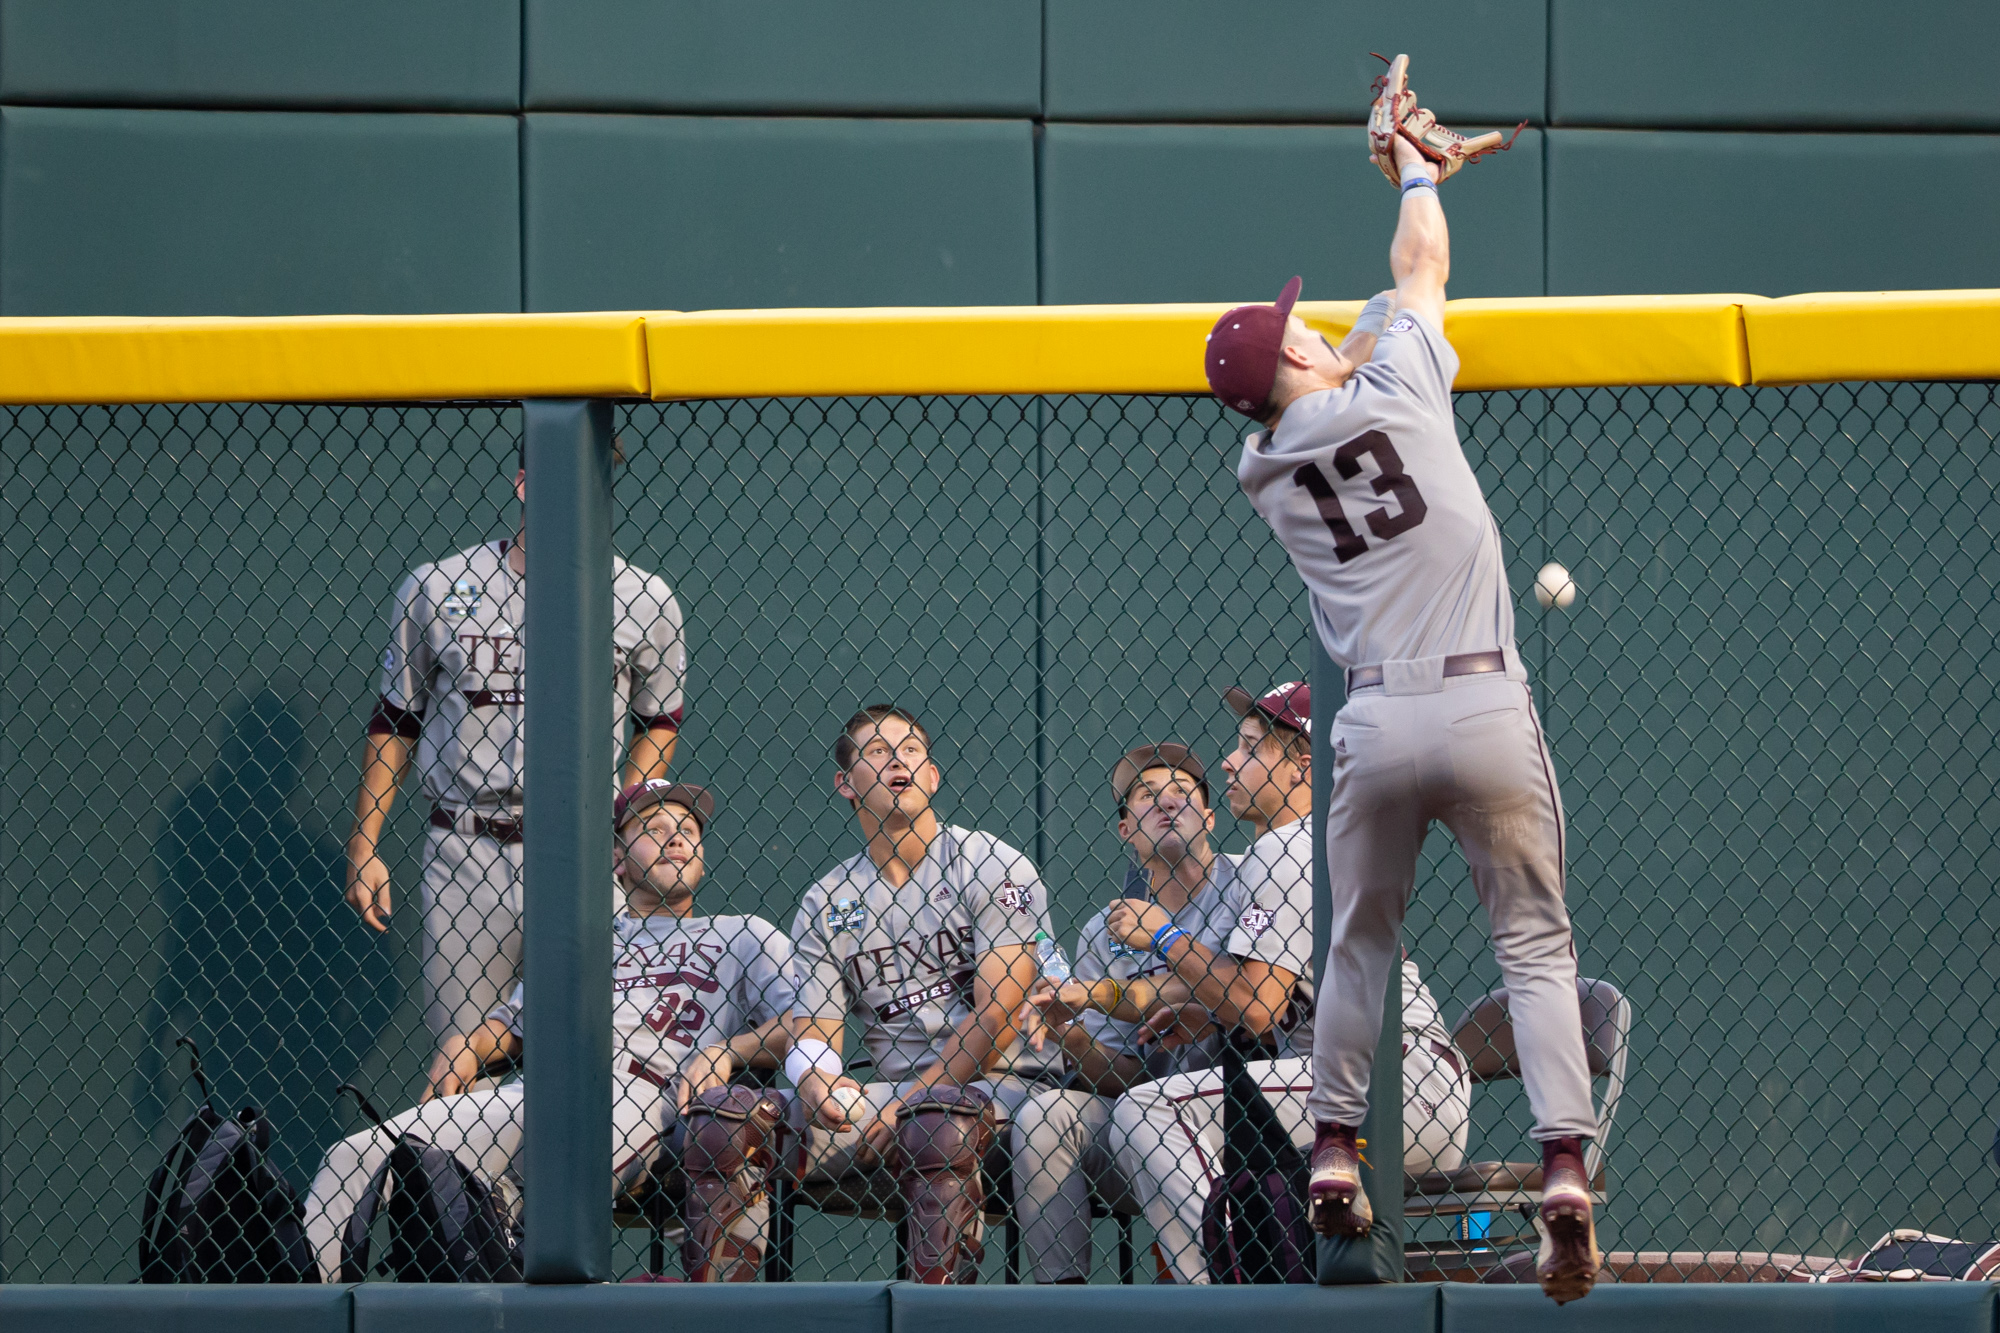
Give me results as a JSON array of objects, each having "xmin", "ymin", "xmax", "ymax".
[
  {"xmin": 1401, "ymin": 174, "xmax": 1437, "ymax": 194},
  {"xmin": 1152, "ymin": 923, "xmax": 1189, "ymax": 957}
]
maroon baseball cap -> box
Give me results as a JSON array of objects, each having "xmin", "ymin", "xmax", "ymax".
[
  {"xmin": 615, "ymin": 779, "xmax": 716, "ymax": 832},
  {"xmin": 1225, "ymin": 679, "xmax": 1312, "ymax": 736},
  {"xmin": 1204, "ymin": 276, "xmax": 1303, "ymax": 418}
]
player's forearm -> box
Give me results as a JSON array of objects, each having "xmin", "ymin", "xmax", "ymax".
[
  {"xmin": 621, "ymin": 724, "xmax": 677, "ymax": 789},
  {"xmin": 347, "ymin": 733, "xmax": 411, "ymax": 847},
  {"xmin": 733, "ymin": 1014, "xmax": 791, "ymax": 1069},
  {"xmin": 922, "ymin": 1000, "xmax": 1015, "ymax": 1088},
  {"xmin": 1161, "ymin": 936, "xmax": 1236, "ymax": 1018},
  {"xmin": 1219, "ymin": 965, "xmax": 1298, "ymax": 1038},
  {"xmin": 1389, "ymin": 188, "xmax": 1449, "ymax": 290}
]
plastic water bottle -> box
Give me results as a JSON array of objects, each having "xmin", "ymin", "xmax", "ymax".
[{"xmin": 1034, "ymin": 930, "xmax": 1071, "ymax": 983}]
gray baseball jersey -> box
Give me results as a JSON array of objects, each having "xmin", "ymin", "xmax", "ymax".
[
  {"xmin": 791, "ymin": 825, "xmax": 1052, "ymax": 1082},
  {"xmin": 1076, "ymin": 857, "xmax": 1250, "ymax": 1080},
  {"xmin": 1227, "ymin": 817, "xmax": 1319, "ymax": 1061},
  {"xmin": 490, "ymin": 911, "xmax": 794, "ymax": 1085},
  {"xmin": 1235, "ymin": 310, "xmax": 1514, "ymax": 671},
  {"xmin": 377, "ymin": 539, "xmax": 686, "ymax": 814}
]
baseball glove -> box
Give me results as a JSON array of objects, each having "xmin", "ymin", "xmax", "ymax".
[{"xmin": 1367, "ymin": 53, "xmax": 1526, "ymax": 185}]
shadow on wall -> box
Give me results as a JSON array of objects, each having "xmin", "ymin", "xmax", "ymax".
[{"xmin": 133, "ymin": 689, "xmax": 399, "ymax": 1188}]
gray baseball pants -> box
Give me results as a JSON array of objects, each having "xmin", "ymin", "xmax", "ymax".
[{"xmin": 1309, "ymin": 670, "xmax": 1597, "ymax": 1141}]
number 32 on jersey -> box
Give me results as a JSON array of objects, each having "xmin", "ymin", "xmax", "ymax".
[{"xmin": 1292, "ymin": 430, "xmax": 1428, "ymax": 564}]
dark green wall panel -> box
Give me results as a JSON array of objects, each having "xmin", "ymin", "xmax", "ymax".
[
  {"xmin": 523, "ymin": 0, "xmax": 1040, "ymax": 114},
  {"xmin": 1040, "ymin": 124, "xmax": 1542, "ymax": 305},
  {"xmin": 1547, "ymin": 130, "xmax": 2000, "ymax": 297},
  {"xmin": 1442, "ymin": 1282, "xmax": 1993, "ymax": 1333},
  {"xmin": 0, "ymin": 0, "xmax": 519, "ymax": 110},
  {"xmin": 1044, "ymin": 0, "xmax": 1543, "ymax": 123},
  {"xmin": 0, "ymin": 108, "xmax": 520, "ymax": 316},
  {"xmin": 354, "ymin": 1282, "xmax": 894, "ymax": 1333},
  {"xmin": 0, "ymin": 1286, "xmax": 352, "ymax": 1333},
  {"xmin": 524, "ymin": 116, "xmax": 1037, "ymax": 311},
  {"xmin": 892, "ymin": 1283, "xmax": 1439, "ymax": 1333},
  {"xmin": 1551, "ymin": 1, "xmax": 2000, "ymax": 129}
]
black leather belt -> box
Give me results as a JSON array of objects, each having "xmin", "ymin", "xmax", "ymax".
[
  {"xmin": 432, "ymin": 806, "xmax": 523, "ymax": 844},
  {"xmin": 1346, "ymin": 650, "xmax": 1506, "ymax": 692}
]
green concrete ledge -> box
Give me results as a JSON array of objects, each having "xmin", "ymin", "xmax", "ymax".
[{"xmin": 891, "ymin": 1281, "xmax": 1437, "ymax": 1333}]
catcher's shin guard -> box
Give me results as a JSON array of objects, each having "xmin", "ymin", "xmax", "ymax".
[
  {"xmin": 895, "ymin": 1086, "xmax": 997, "ymax": 1284},
  {"xmin": 680, "ymin": 1086, "xmax": 787, "ymax": 1282}
]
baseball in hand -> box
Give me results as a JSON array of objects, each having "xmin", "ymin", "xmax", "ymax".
[
  {"xmin": 832, "ymin": 1086, "xmax": 864, "ymax": 1117},
  {"xmin": 1534, "ymin": 562, "xmax": 1578, "ymax": 610}
]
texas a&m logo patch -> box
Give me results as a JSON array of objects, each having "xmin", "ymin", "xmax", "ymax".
[
  {"xmin": 1238, "ymin": 906, "xmax": 1276, "ymax": 938},
  {"xmin": 996, "ymin": 880, "xmax": 1033, "ymax": 915}
]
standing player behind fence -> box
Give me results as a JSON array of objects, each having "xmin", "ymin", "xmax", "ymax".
[
  {"xmin": 787, "ymin": 704, "xmax": 1061, "ymax": 1284},
  {"xmin": 343, "ymin": 443, "xmax": 687, "ymax": 1039},
  {"xmin": 1204, "ymin": 57, "xmax": 1600, "ymax": 1303}
]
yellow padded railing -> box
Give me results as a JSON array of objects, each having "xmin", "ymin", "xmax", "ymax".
[{"xmin": 0, "ymin": 292, "xmax": 1991, "ymax": 403}]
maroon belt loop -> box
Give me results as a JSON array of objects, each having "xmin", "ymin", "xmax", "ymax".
[
  {"xmin": 1345, "ymin": 649, "xmax": 1507, "ymax": 693},
  {"xmin": 431, "ymin": 805, "xmax": 524, "ymax": 845}
]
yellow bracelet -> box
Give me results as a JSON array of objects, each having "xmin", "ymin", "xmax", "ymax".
[{"xmin": 1104, "ymin": 979, "xmax": 1125, "ymax": 1013}]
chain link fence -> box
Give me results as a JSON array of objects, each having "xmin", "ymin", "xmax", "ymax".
[{"xmin": 3, "ymin": 383, "xmax": 1997, "ymax": 1284}]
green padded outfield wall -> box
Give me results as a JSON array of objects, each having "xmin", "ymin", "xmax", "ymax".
[{"xmin": 6, "ymin": 0, "xmax": 2000, "ymax": 1285}]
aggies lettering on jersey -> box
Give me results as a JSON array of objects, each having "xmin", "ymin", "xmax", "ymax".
[
  {"xmin": 373, "ymin": 539, "xmax": 688, "ymax": 815},
  {"xmin": 490, "ymin": 912, "xmax": 793, "ymax": 1087},
  {"xmin": 791, "ymin": 826, "xmax": 1053, "ymax": 1082}
]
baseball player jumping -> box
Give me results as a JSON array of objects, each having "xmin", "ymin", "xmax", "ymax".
[
  {"xmin": 1204, "ymin": 58, "xmax": 1599, "ymax": 1302},
  {"xmin": 343, "ymin": 446, "xmax": 687, "ymax": 1040}
]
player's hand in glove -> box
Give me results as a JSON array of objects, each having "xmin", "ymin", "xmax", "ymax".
[{"xmin": 1367, "ymin": 52, "xmax": 1525, "ymax": 186}]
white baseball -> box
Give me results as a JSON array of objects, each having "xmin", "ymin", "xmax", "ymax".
[
  {"xmin": 1534, "ymin": 562, "xmax": 1578, "ymax": 610},
  {"xmin": 832, "ymin": 1086, "xmax": 864, "ymax": 1117}
]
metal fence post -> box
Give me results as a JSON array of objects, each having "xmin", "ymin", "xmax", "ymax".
[
  {"xmin": 521, "ymin": 399, "xmax": 615, "ymax": 1283},
  {"xmin": 1312, "ymin": 632, "xmax": 1403, "ymax": 1283}
]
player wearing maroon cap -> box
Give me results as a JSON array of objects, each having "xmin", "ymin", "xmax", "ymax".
[
  {"xmin": 1205, "ymin": 125, "xmax": 1599, "ymax": 1303},
  {"xmin": 302, "ymin": 779, "xmax": 793, "ymax": 1283}
]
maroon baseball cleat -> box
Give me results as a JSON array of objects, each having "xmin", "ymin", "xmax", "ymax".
[
  {"xmin": 1308, "ymin": 1121, "xmax": 1374, "ymax": 1237},
  {"xmin": 1535, "ymin": 1137, "xmax": 1600, "ymax": 1303}
]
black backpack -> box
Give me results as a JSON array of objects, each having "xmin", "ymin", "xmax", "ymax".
[
  {"xmin": 139, "ymin": 1039, "xmax": 317, "ymax": 1283},
  {"xmin": 336, "ymin": 1084, "xmax": 522, "ymax": 1283},
  {"xmin": 1201, "ymin": 1044, "xmax": 1316, "ymax": 1284}
]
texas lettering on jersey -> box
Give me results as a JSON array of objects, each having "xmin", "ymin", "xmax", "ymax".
[{"xmin": 846, "ymin": 924, "xmax": 976, "ymax": 1021}]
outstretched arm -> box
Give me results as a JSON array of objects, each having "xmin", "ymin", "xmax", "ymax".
[{"xmin": 1387, "ymin": 135, "xmax": 1448, "ymax": 333}]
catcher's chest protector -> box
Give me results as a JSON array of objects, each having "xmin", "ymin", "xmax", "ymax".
[
  {"xmin": 682, "ymin": 1085, "xmax": 788, "ymax": 1282},
  {"xmin": 895, "ymin": 1085, "xmax": 997, "ymax": 1284}
]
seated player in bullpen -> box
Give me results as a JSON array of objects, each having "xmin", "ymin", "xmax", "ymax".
[
  {"xmin": 302, "ymin": 779, "xmax": 794, "ymax": 1282},
  {"xmin": 786, "ymin": 704, "xmax": 1063, "ymax": 1284},
  {"xmin": 1009, "ymin": 742, "xmax": 1249, "ymax": 1283},
  {"xmin": 1033, "ymin": 689, "xmax": 1467, "ymax": 1282}
]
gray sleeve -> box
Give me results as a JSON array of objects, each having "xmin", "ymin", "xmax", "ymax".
[
  {"xmin": 378, "ymin": 571, "xmax": 432, "ymax": 710},
  {"xmin": 740, "ymin": 918, "xmax": 796, "ymax": 1026},
  {"xmin": 969, "ymin": 838, "xmax": 1049, "ymax": 957},
  {"xmin": 1226, "ymin": 837, "xmax": 1314, "ymax": 982},
  {"xmin": 630, "ymin": 578, "xmax": 687, "ymax": 726},
  {"xmin": 1367, "ymin": 310, "xmax": 1461, "ymax": 417},
  {"xmin": 788, "ymin": 892, "xmax": 850, "ymax": 1024},
  {"xmin": 487, "ymin": 982, "xmax": 525, "ymax": 1039}
]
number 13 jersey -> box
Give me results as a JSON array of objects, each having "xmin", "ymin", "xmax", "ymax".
[{"xmin": 1236, "ymin": 310, "xmax": 1516, "ymax": 672}]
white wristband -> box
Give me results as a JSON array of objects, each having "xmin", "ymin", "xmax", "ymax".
[{"xmin": 784, "ymin": 1038, "xmax": 843, "ymax": 1087}]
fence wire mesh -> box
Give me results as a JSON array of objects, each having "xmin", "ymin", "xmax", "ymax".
[{"xmin": 2, "ymin": 384, "xmax": 1997, "ymax": 1285}]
